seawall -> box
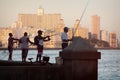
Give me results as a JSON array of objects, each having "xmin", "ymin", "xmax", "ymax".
[{"xmin": 0, "ymin": 64, "xmax": 63, "ymax": 80}]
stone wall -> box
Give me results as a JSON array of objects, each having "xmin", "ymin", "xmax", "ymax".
[{"xmin": 0, "ymin": 65, "xmax": 63, "ymax": 80}]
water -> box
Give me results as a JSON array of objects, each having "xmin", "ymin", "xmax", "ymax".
[
  {"xmin": 0, "ymin": 49, "xmax": 61, "ymax": 63},
  {"xmin": 0, "ymin": 49, "xmax": 120, "ymax": 80},
  {"xmin": 98, "ymin": 50, "xmax": 120, "ymax": 80}
]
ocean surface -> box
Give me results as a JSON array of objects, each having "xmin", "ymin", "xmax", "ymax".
[{"xmin": 0, "ymin": 49, "xmax": 120, "ymax": 80}]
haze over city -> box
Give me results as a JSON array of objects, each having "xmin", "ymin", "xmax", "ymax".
[{"xmin": 0, "ymin": 0, "xmax": 120, "ymax": 38}]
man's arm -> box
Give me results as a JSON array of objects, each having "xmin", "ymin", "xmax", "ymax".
[
  {"xmin": 34, "ymin": 36, "xmax": 39, "ymax": 45},
  {"xmin": 43, "ymin": 36, "xmax": 51, "ymax": 41},
  {"xmin": 28, "ymin": 38, "xmax": 34, "ymax": 44},
  {"xmin": 13, "ymin": 38, "xmax": 19, "ymax": 41},
  {"xmin": 13, "ymin": 38, "xmax": 19, "ymax": 43}
]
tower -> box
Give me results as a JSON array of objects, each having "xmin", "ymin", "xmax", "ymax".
[
  {"xmin": 91, "ymin": 15, "xmax": 100, "ymax": 40},
  {"xmin": 38, "ymin": 6, "xmax": 44, "ymax": 16}
]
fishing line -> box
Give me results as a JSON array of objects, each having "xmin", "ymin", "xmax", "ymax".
[{"xmin": 73, "ymin": 0, "xmax": 90, "ymax": 37}]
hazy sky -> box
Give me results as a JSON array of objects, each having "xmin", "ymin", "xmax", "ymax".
[{"xmin": 0, "ymin": 0, "xmax": 120, "ymax": 37}]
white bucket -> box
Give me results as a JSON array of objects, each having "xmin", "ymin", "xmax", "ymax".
[{"xmin": 55, "ymin": 57, "xmax": 63, "ymax": 65}]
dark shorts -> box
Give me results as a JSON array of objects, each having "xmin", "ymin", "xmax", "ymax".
[
  {"xmin": 37, "ymin": 49, "xmax": 43, "ymax": 55},
  {"xmin": 22, "ymin": 49, "xmax": 28, "ymax": 58}
]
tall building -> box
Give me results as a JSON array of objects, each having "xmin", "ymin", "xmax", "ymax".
[
  {"xmin": 109, "ymin": 32, "xmax": 117, "ymax": 48},
  {"xmin": 0, "ymin": 27, "xmax": 13, "ymax": 47},
  {"xmin": 73, "ymin": 19, "xmax": 88, "ymax": 39},
  {"xmin": 15, "ymin": 7, "xmax": 64, "ymax": 48},
  {"xmin": 100, "ymin": 30, "xmax": 109, "ymax": 42},
  {"xmin": 38, "ymin": 6, "xmax": 44, "ymax": 16},
  {"xmin": 91, "ymin": 15, "xmax": 100, "ymax": 40},
  {"xmin": 0, "ymin": 7, "xmax": 65, "ymax": 48},
  {"xmin": 73, "ymin": 19, "xmax": 80, "ymax": 37}
]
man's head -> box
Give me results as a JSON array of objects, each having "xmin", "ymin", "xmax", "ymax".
[
  {"xmin": 9, "ymin": 33, "xmax": 13, "ymax": 37},
  {"xmin": 38, "ymin": 30, "xmax": 43, "ymax": 35},
  {"xmin": 24, "ymin": 32, "xmax": 28, "ymax": 36},
  {"xmin": 64, "ymin": 27, "xmax": 69, "ymax": 33}
]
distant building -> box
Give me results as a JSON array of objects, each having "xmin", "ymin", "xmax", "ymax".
[
  {"xmin": 0, "ymin": 7, "xmax": 65, "ymax": 48},
  {"xmin": 73, "ymin": 19, "xmax": 88, "ymax": 39},
  {"xmin": 11, "ymin": 21, "xmax": 23, "ymax": 39},
  {"xmin": 0, "ymin": 27, "xmax": 12, "ymax": 47},
  {"xmin": 109, "ymin": 32, "xmax": 117, "ymax": 48},
  {"xmin": 100, "ymin": 30, "xmax": 109, "ymax": 42},
  {"xmin": 91, "ymin": 15, "xmax": 100, "ymax": 40},
  {"xmin": 88, "ymin": 32, "xmax": 92, "ymax": 39},
  {"xmin": 12, "ymin": 6, "xmax": 65, "ymax": 48},
  {"xmin": 38, "ymin": 6, "xmax": 44, "ymax": 16}
]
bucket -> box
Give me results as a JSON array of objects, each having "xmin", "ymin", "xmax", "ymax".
[
  {"xmin": 43, "ymin": 56, "xmax": 49, "ymax": 63},
  {"xmin": 55, "ymin": 57, "xmax": 63, "ymax": 65}
]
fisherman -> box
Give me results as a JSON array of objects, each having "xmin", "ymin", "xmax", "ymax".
[
  {"xmin": 19, "ymin": 32, "xmax": 34, "ymax": 62},
  {"xmin": 61, "ymin": 27, "xmax": 72, "ymax": 50},
  {"xmin": 8, "ymin": 33, "xmax": 19, "ymax": 61},
  {"xmin": 34, "ymin": 30, "xmax": 50, "ymax": 62}
]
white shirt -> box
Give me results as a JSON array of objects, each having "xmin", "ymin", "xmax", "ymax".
[
  {"xmin": 61, "ymin": 32, "xmax": 68, "ymax": 43},
  {"xmin": 39, "ymin": 39, "xmax": 44, "ymax": 46},
  {"xmin": 20, "ymin": 36, "xmax": 29, "ymax": 49}
]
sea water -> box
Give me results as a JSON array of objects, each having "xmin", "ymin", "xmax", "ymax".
[
  {"xmin": 98, "ymin": 50, "xmax": 120, "ymax": 80},
  {"xmin": 0, "ymin": 49, "xmax": 120, "ymax": 80},
  {"xmin": 0, "ymin": 49, "xmax": 61, "ymax": 63}
]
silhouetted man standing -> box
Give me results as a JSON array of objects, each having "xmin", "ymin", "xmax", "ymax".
[
  {"xmin": 20, "ymin": 32, "xmax": 34, "ymax": 62},
  {"xmin": 61, "ymin": 27, "xmax": 72, "ymax": 50},
  {"xmin": 34, "ymin": 30, "xmax": 50, "ymax": 62},
  {"xmin": 8, "ymin": 33, "xmax": 19, "ymax": 61}
]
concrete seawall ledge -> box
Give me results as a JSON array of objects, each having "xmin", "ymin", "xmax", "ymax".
[
  {"xmin": 60, "ymin": 51, "xmax": 101, "ymax": 59},
  {"xmin": 0, "ymin": 64, "xmax": 64, "ymax": 80}
]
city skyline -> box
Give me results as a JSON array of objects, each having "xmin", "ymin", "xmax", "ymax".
[
  {"xmin": 0, "ymin": 8, "xmax": 117, "ymax": 48},
  {"xmin": 0, "ymin": 0, "xmax": 120, "ymax": 38}
]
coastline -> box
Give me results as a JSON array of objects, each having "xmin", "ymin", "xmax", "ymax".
[
  {"xmin": 0, "ymin": 47, "xmax": 120, "ymax": 50},
  {"xmin": 0, "ymin": 48, "xmax": 62, "ymax": 50},
  {"xmin": 97, "ymin": 48, "xmax": 120, "ymax": 50}
]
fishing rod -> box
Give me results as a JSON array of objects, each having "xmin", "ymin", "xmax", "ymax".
[
  {"xmin": 48, "ymin": 33, "xmax": 60, "ymax": 37},
  {"xmin": 73, "ymin": 0, "xmax": 90, "ymax": 37},
  {"xmin": 28, "ymin": 32, "xmax": 60, "ymax": 46},
  {"xmin": 43, "ymin": 33, "xmax": 60, "ymax": 39},
  {"xmin": 42, "ymin": 28, "xmax": 61, "ymax": 37}
]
